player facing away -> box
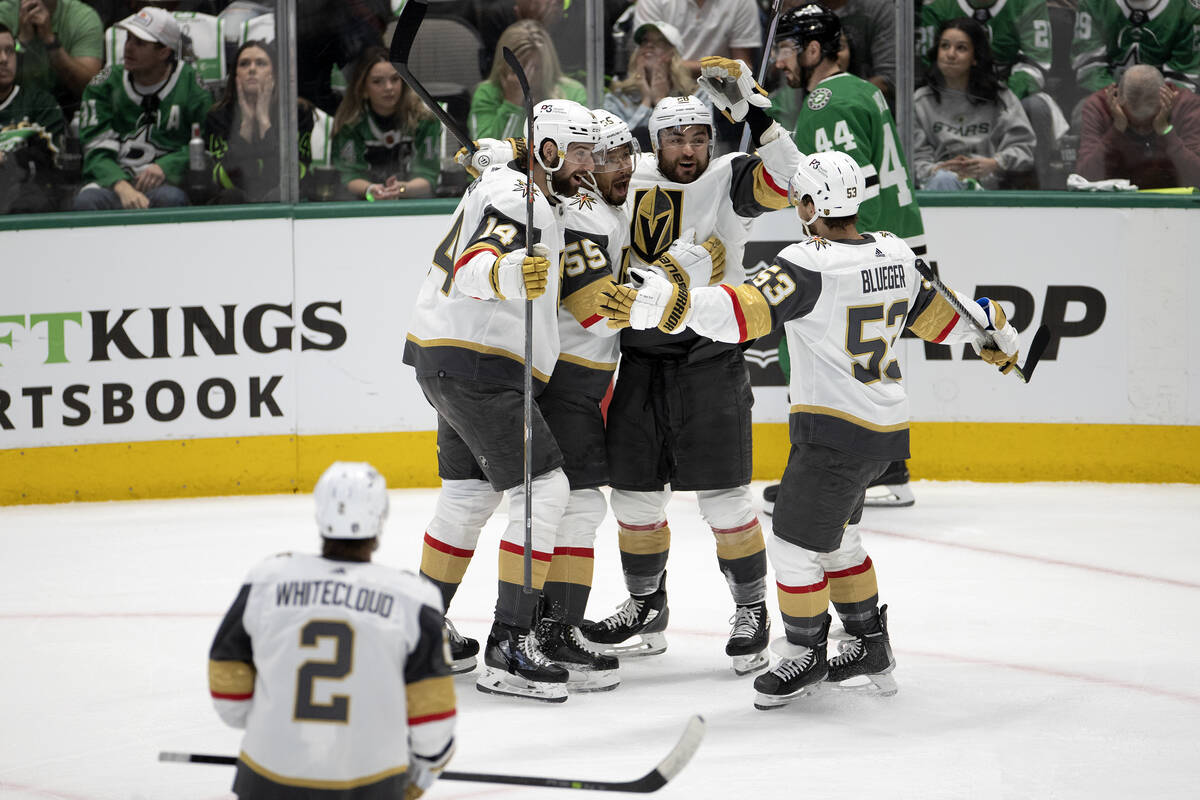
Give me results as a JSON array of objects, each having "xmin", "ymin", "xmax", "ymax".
[
  {"xmin": 207, "ymin": 462, "xmax": 456, "ymax": 798},
  {"xmin": 404, "ymin": 99, "xmax": 602, "ymax": 703},
  {"xmin": 581, "ymin": 63, "xmax": 802, "ymax": 676},
  {"xmin": 597, "ymin": 151, "xmax": 1020, "ymax": 709}
]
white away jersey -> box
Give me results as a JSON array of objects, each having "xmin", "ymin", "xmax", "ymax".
[
  {"xmin": 208, "ymin": 553, "xmax": 455, "ymax": 793},
  {"xmin": 404, "ymin": 162, "xmax": 566, "ymax": 387}
]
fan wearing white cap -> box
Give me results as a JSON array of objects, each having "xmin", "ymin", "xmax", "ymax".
[
  {"xmin": 74, "ymin": 6, "xmax": 211, "ymax": 210},
  {"xmin": 596, "ymin": 151, "xmax": 1020, "ymax": 708},
  {"xmin": 207, "ymin": 461, "xmax": 458, "ymax": 799}
]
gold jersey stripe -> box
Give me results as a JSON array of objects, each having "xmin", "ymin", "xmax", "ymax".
[
  {"xmin": 558, "ymin": 352, "xmax": 617, "ymax": 371},
  {"xmin": 751, "ymin": 163, "xmax": 792, "ymax": 210},
  {"xmin": 713, "ymin": 521, "xmax": 766, "ymax": 561},
  {"xmin": 788, "ymin": 404, "xmax": 910, "ymax": 433},
  {"xmin": 618, "ymin": 525, "xmax": 671, "ymax": 555},
  {"xmin": 405, "ymin": 334, "xmax": 552, "ymax": 383},
  {"xmin": 405, "ymin": 675, "xmax": 456, "ymax": 720},
  {"xmin": 731, "ymin": 284, "xmax": 774, "ymax": 340},
  {"xmin": 827, "ymin": 564, "xmax": 878, "ymax": 605},
  {"xmin": 908, "ymin": 293, "xmax": 959, "ymax": 343},
  {"xmin": 238, "ymin": 751, "xmax": 408, "ymax": 789},
  {"xmin": 562, "ymin": 279, "xmax": 614, "ymax": 326},
  {"xmin": 208, "ymin": 659, "xmax": 255, "ymax": 697}
]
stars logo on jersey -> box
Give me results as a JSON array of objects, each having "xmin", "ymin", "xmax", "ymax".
[
  {"xmin": 514, "ymin": 178, "xmax": 541, "ymax": 199},
  {"xmin": 631, "ymin": 186, "xmax": 683, "ymax": 264},
  {"xmin": 806, "ymin": 87, "xmax": 833, "ymax": 111},
  {"xmin": 571, "ymin": 191, "xmax": 597, "ymax": 211},
  {"xmin": 806, "ymin": 235, "xmax": 831, "ymax": 250},
  {"xmin": 117, "ymin": 124, "xmax": 169, "ymax": 169}
]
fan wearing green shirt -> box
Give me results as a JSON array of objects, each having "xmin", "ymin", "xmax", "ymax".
[{"xmin": 0, "ymin": 0, "xmax": 102, "ymax": 114}]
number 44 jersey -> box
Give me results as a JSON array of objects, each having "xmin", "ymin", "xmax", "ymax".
[
  {"xmin": 791, "ymin": 73, "xmax": 927, "ymax": 256},
  {"xmin": 208, "ymin": 552, "xmax": 455, "ymax": 794}
]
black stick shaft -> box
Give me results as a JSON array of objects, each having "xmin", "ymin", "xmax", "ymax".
[{"xmin": 739, "ymin": 0, "xmax": 783, "ymax": 152}]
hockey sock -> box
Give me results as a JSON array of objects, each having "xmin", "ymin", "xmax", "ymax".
[
  {"xmin": 617, "ymin": 520, "xmax": 670, "ymax": 596},
  {"xmin": 711, "ymin": 518, "xmax": 767, "ymax": 604}
]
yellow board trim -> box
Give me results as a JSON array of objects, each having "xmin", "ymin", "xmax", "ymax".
[{"xmin": 2, "ymin": 423, "xmax": 1197, "ymax": 505}]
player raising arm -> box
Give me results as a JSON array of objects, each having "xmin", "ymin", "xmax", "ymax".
[
  {"xmin": 597, "ymin": 151, "xmax": 1019, "ymax": 710},
  {"xmin": 208, "ymin": 462, "xmax": 456, "ymax": 798}
]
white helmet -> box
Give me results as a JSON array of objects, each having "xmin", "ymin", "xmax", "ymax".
[
  {"xmin": 314, "ymin": 461, "xmax": 389, "ymax": 540},
  {"xmin": 590, "ymin": 108, "xmax": 640, "ymax": 172},
  {"xmin": 648, "ymin": 95, "xmax": 714, "ymax": 155},
  {"xmin": 532, "ymin": 99, "xmax": 601, "ymax": 173},
  {"xmin": 787, "ymin": 151, "xmax": 866, "ymax": 225}
]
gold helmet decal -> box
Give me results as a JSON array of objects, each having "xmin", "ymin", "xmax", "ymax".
[{"xmin": 631, "ymin": 186, "xmax": 683, "ymax": 264}]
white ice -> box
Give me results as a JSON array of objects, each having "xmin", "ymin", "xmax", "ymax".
[{"xmin": 2, "ymin": 481, "xmax": 1199, "ymax": 799}]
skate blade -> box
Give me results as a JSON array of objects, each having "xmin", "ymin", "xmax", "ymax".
[
  {"xmin": 864, "ymin": 484, "xmax": 915, "ymax": 508},
  {"xmin": 448, "ymin": 655, "xmax": 477, "ymax": 675},
  {"xmin": 730, "ymin": 650, "xmax": 768, "ymax": 676},
  {"xmin": 590, "ymin": 632, "xmax": 667, "ymax": 658},
  {"xmin": 753, "ymin": 683, "xmax": 824, "ymax": 710},
  {"xmin": 827, "ymin": 670, "xmax": 898, "ymax": 697},
  {"xmin": 475, "ymin": 667, "xmax": 568, "ymax": 703},
  {"xmin": 565, "ymin": 667, "xmax": 621, "ymax": 693}
]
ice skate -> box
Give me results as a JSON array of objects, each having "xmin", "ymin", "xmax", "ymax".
[
  {"xmin": 863, "ymin": 461, "xmax": 915, "ymax": 507},
  {"xmin": 579, "ymin": 573, "xmax": 669, "ymax": 657},
  {"xmin": 475, "ymin": 622, "xmax": 569, "ymax": 703},
  {"xmin": 825, "ymin": 604, "xmax": 897, "ymax": 696},
  {"xmin": 443, "ymin": 618, "xmax": 478, "ymax": 675},
  {"xmin": 536, "ymin": 617, "xmax": 621, "ymax": 692},
  {"xmin": 726, "ymin": 601, "xmax": 770, "ymax": 675},
  {"xmin": 753, "ymin": 637, "xmax": 828, "ymax": 710},
  {"xmin": 762, "ymin": 483, "xmax": 779, "ymax": 516}
]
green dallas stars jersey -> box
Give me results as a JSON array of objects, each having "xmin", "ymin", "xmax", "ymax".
[
  {"xmin": 919, "ymin": 0, "xmax": 1053, "ymax": 99},
  {"xmin": 1072, "ymin": 0, "xmax": 1200, "ymax": 92},
  {"xmin": 78, "ymin": 60, "xmax": 212, "ymax": 189},
  {"xmin": 790, "ymin": 73, "xmax": 927, "ymax": 253}
]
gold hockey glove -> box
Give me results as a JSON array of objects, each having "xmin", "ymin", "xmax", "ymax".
[
  {"xmin": 454, "ymin": 138, "xmax": 526, "ymax": 177},
  {"xmin": 697, "ymin": 57, "xmax": 770, "ymax": 123},
  {"xmin": 490, "ymin": 243, "xmax": 550, "ymax": 300},
  {"xmin": 598, "ymin": 269, "xmax": 691, "ymax": 333}
]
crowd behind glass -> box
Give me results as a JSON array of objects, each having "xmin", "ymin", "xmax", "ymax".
[{"xmin": 0, "ymin": 0, "xmax": 1196, "ymax": 214}]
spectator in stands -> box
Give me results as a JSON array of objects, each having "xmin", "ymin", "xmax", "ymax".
[
  {"xmin": 633, "ymin": 0, "xmax": 761, "ymax": 78},
  {"xmin": 475, "ymin": 0, "xmax": 627, "ymax": 79},
  {"xmin": 468, "ymin": 18, "xmax": 585, "ymax": 139},
  {"xmin": 204, "ymin": 40, "xmax": 314, "ymax": 204},
  {"xmin": 913, "ymin": 17, "xmax": 1037, "ymax": 190},
  {"xmin": 74, "ymin": 7, "xmax": 211, "ymax": 209},
  {"xmin": 297, "ymin": 0, "xmax": 391, "ymax": 115},
  {"xmin": 1076, "ymin": 63, "xmax": 1200, "ymax": 189},
  {"xmin": 0, "ymin": 20, "xmax": 65, "ymax": 212},
  {"xmin": 1073, "ymin": 0, "xmax": 1200, "ymax": 95},
  {"xmin": 331, "ymin": 46, "xmax": 438, "ymax": 201},
  {"xmin": 0, "ymin": 0, "xmax": 102, "ymax": 115},
  {"xmin": 808, "ymin": 0, "xmax": 895, "ymax": 106},
  {"xmin": 604, "ymin": 21, "xmax": 713, "ymax": 152}
]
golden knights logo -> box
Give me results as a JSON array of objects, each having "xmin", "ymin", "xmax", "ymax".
[
  {"xmin": 806, "ymin": 235, "xmax": 832, "ymax": 250},
  {"xmin": 571, "ymin": 191, "xmax": 597, "ymax": 211},
  {"xmin": 631, "ymin": 186, "xmax": 683, "ymax": 264},
  {"xmin": 514, "ymin": 178, "xmax": 541, "ymax": 199}
]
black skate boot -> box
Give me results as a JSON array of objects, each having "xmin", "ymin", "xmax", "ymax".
[
  {"xmin": 443, "ymin": 618, "xmax": 478, "ymax": 675},
  {"xmin": 536, "ymin": 617, "xmax": 621, "ymax": 692},
  {"xmin": 475, "ymin": 621, "xmax": 569, "ymax": 703},
  {"xmin": 726, "ymin": 601, "xmax": 770, "ymax": 675},
  {"xmin": 762, "ymin": 484, "xmax": 780, "ymax": 516},
  {"xmin": 864, "ymin": 460, "xmax": 914, "ymax": 507},
  {"xmin": 579, "ymin": 573, "xmax": 669, "ymax": 657},
  {"xmin": 825, "ymin": 604, "xmax": 897, "ymax": 696},
  {"xmin": 753, "ymin": 638, "xmax": 829, "ymax": 710}
]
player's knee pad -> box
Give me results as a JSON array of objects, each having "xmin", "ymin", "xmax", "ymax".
[
  {"xmin": 817, "ymin": 524, "xmax": 869, "ymax": 573},
  {"xmin": 426, "ymin": 478, "xmax": 501, "ymax": 549},
  {"xmin": 767, "ymin": 531, "xmax": 824, "ymax": 587},
  {"xmin": 558, "ymin": 488, "xmax": 607, "ymax": 548},
  {"xmin": 610, "ymin": 487, "xmax": 671, "ymax": 527},
  {"xmin": 504, "ymin": 468, "xmax": 570, "ymax": 551},
  {"xmin": 696, "ymin": 486, "xmax": 755, "ymax": 530}
]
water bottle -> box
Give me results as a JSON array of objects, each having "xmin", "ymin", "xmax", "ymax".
[{"xmin": 188, "ymin": 122, "xmax": 208, "ymax": 202}]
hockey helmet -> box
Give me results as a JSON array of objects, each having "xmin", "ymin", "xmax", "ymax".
[
  {"xmin": 314, "ymin": 461, "xmax": 389, "ymax": 540},
  {"xmin": 591, "ymin": 108, "xmax": 640, "ymax": 173},
  {"xmin": 788, "ymin": 150, "xmax": 866, "ymax": 224},
  {"xmin": 647, "ymin": 95, "xmax": 714, "ymax": 155},
  {"xmin": 531, "ymin": 99, "xmax": 602, "ymax": 173},
  {"xmin": 776, "ymin": 3, "xmax": 842, "ymax": 60}
]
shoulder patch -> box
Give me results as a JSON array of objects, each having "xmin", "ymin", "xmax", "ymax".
[
  {"xmin": 806, "ymin": 87, "xmax": 832, "ymax": 111},
  {"xmin": 806, "ymin": 235, "xmax": 832, "ymax": 250},
  {"xmin": 514, "ymin": 177, "xmax": 541, "ymax": 200},
  {"xmin": 570, "ymin": 191, "xmax": 597, "ymax": 211},
  {"xmin": 88, "ymin": 66, "xmax": 112, "ymax": 88}
]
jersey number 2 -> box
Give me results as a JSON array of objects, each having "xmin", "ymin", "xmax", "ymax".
[{"xmin": 294, "ymin": 619, "xmax": 354, "ymax": 723}]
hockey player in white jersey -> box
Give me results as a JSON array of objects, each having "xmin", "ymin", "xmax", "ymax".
[
  {"xmin": 208, "ymin": 462, "xmax": 456, "ymax": 798},
  {"xmin": 403, "ymin": 99, "xmax": 601, "ymax": 703},
  {"xmin": 598, "ymin": 151, "xmax": 1021, "ymax": 709},
  {"xmin": 582, "ymin": 60, "xmax": 800, "ymax": 676}
]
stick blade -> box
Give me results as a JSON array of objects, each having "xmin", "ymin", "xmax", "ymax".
[
  {"xmin": 1017, "ymin": 324, "xmax": 1051, "ymax": 383},
  {"xmin": 651, "ymin": 715, "xmax": 706, "ymax": 784},
  {"xmin": 388, "ymin": 0, "xmax": 429, "ymax": 65}
]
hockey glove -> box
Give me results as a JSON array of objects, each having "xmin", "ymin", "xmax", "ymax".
[
  {"xmin": 698, "ymin": 57, "xmax": 770, "ymax": 123},
  {"xmin": 491, "ymin": 243, "xmax": 550, "ymax": 300},
  {"xmin": 599, "ymin": 268, "xmax": 691, "ymax": 333},
  {"xmin": 454, "ymin": 138, "xmax": 526, "ymax": 178},
  {"xmin": 655, "ymin": 228, "xmax": 727, "ymax": 287},
  {"xmin": 968, "ymin": 298, "xmax": 1020, "ymax": 374}
]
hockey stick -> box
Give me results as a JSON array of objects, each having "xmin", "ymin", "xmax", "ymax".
[
  {"xmin": 159, "ymin": 714, "xmax": 705, "ymax": 793},
  {"xmin": 389, "ymin": 0, "xmax": 475, "ymax": 155},
  {"xmin": 914, "ymin": 259, "xmax": 1051, "ymax": 384},
  {"xmin": 502, "ymin": 45, "xmax": 537, "ymax": 595},
  {"xmin": 738, "ymin": 0, "xmax": 784, "ymax": 152}
]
